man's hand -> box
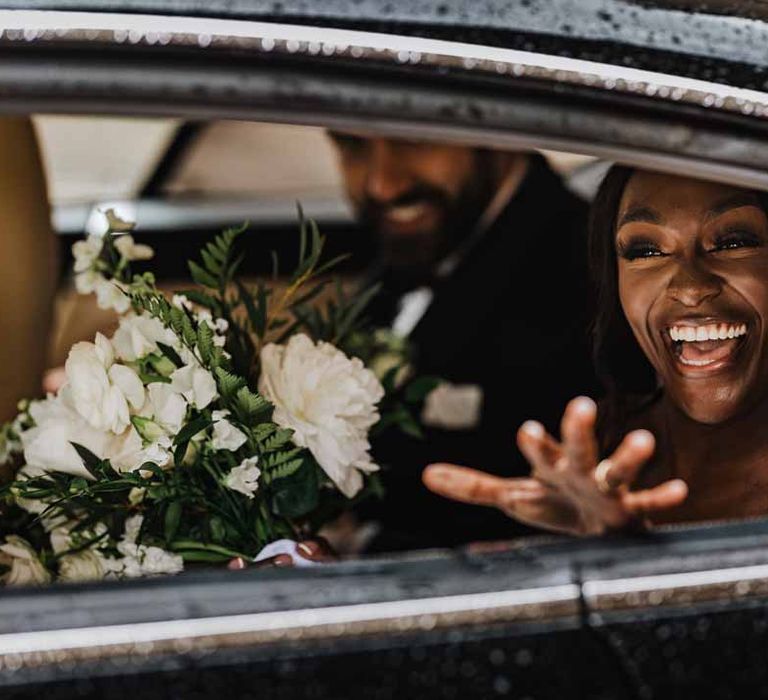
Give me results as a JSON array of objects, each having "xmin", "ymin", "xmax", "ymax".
[{"xmin": 422, "ymin": 396, "xmax": 688, "ymax": 536}]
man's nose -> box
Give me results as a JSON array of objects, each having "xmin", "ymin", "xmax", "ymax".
[
  {"xmin": 365, "ymin": 140, "xmax": 410, "ymax": 203},
  {"xmin": 667, "ymin": 258, "xmax": 722, "ymax": 307}
]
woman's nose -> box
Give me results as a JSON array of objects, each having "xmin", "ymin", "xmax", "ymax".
[{"xmin": 667, "ymin": 259, "xmax": 722, "ymax": 307}]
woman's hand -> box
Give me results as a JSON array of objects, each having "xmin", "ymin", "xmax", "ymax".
[
  {"xmin": 228, "ymin": 538, "xmax": 336, "ymax": 570},
  {"xmin": 422, "ymin": 396, "xmax": 688, "ymax": 536}
]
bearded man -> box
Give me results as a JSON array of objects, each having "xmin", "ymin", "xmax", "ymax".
[{"xmin": 328, "ymin": 133, "xmax": 599, "ymax": 551}]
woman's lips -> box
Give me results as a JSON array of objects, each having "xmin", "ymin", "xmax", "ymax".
[{"xmin": 664, "ymin": 321, "xmax": 749, "ymax": 373}]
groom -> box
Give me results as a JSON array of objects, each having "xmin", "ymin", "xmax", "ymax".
[{"xmin": 328, "ymin": 132, "xmax": 599, "ymax": 550}]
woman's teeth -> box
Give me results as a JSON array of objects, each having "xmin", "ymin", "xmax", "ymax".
[
  {"xmin": 668, "ymin": 323, "xmax": 747, "ymax": 342},
  {"xmin": 666, "ymin": 322, "xmax": 748, "ymax": 369}
]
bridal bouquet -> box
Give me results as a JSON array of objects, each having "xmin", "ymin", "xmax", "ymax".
[{"xmin": 0, "ymin": 212, "xmax": 433, "ymax": 586}]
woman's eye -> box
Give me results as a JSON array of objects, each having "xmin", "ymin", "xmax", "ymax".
[
  {"xmin": 620, "ymin": 242, "xmax": 664, "ymax": 260},
  {"xmin": 712, "ymin": 230, "xmax": 762, "ymax": 252}
]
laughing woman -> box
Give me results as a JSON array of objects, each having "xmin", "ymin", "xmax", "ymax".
[{"xmin": 424, "ymin": 167, "xmax": 768, "ymax": 534}]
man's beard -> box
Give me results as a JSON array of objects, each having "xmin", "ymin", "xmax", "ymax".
[{"xmin": 359, "ymin": 161, "xmax": 497, "ymax": 279}]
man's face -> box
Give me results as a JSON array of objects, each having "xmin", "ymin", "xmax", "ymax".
[{"xmin": 329, "ymin": 133, "xmax": 494, "ymax": 270}]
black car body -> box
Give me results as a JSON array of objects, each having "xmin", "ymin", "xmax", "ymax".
[{"xmin": 2, "ymin": 2, "xmax": 768, "ymax": 697}]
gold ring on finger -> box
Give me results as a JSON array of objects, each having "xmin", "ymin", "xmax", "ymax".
[{"xmin": 594, "ymin": 459, "xmax": 619, "ymax": 495}]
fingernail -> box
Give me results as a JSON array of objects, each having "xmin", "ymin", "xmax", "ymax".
[
  {"xmin": 521, "ymin": 421, "xmax": 544, "ymax": 438},
  {"xmin": 631, "ymin": 430, "xmax": 654, "ymax": 448},
  {"xmin": 573, "ymin": 397, "xmax": 596, "ymax": 415},
  {"xmin": 669, "ymin": 479, "xmax": 688, "ymax": 495},
  {"xmin": 273, "ymin": 554, "xmax": 294, "ymax": 567},
  {"xmin": 426, "ymin": 464, "xmax": 452, "ymax": 480},
  {"xmin": 297, "ymin": 541, "xmax": 318, "ymax": 557},
  {"xmin": 227, "ymin": 557, "xmax": 247, "ymax": 571}
]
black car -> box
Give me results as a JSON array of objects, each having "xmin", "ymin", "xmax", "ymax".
[{"xmin": 3, "ymin": 1, "xmax": 768, "ymax": 698}]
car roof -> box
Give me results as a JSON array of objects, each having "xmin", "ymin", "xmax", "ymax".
[{"xmin": 7, "ymin": 0, "xmax": 768, "ymax": 85}]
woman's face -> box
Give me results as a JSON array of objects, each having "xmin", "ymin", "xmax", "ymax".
[{"xmin": 616, "ymin": 171, "xmax": 768, "ymax": 424}]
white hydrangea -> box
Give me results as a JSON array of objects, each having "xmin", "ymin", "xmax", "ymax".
[
  {"xmin": 259, "ymin": 334, "xmax": 384, "ymax": 498},
  {"xmin": 224, "ymin": 457, "xmax": 261, "ymax": 499}
]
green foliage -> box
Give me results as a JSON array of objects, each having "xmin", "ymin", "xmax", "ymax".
[{"xmin": 0, "ymin": 209, "xmax": 435, "ymax": 575}]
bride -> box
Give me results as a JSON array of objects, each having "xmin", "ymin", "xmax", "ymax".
[{"xmin": 424, "ymin": 167, "xmax": 768, "ymax": 534}]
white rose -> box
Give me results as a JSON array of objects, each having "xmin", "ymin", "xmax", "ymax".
[
  {"xmin": 112, "ymin": 313, "xmax": 179, "ymax": 362},
  {"xmin": 20, "ymin": 392, "xmax": 149, "ymax": 479},
  {"xmin": 0, "ymin": 536, "xmax": 51, "ymax": 586},
  {"xmin": 170, "ymin": 364, "xmax": 218, "ymax": 410},
  {"xmin": 258, "ymin": 334, "xmax": 384, "ymax": 498},
  {"xmin": 58, "ymin": 550, "xmax": 105, "ymax": 583},
  {"xmin": 211, "ymin": 410, "xmax": 247, "ymax": 452},
  {"xmin": 65, "ymin": 334, "xmax": 144, "ymax": 434},
  {"xmin": 113, "ymin": 234, "xmax": 153, "ymax": 262},
  {"xmin": 21, "ymin": 393, "xmax": 115, "ymax": 480},
  {"xmin": 224, "ymin": 457, "xmax": 261, "ymax": 498}
]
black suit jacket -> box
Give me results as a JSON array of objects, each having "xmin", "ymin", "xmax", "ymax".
[{"xmin": 361, "ymin": 157, "xmax": 599, "ymax": 551}]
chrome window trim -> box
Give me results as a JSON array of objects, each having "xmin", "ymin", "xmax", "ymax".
[
  {"xmin": 0, "ymin": 584, "xmax": 579, "ymax": 671},
  {"xmin": 1, "ymin": 9, "xmax": 767, "ymax": 121},
  {"xmin": 584, "ymin": 563, "xmax": 768, "ymax": 612}
]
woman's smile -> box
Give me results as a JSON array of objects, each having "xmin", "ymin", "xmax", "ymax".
[{"xmin": 661, "ymin": 317, "xmax": 750, "ymax": 374}]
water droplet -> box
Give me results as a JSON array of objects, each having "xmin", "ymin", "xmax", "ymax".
[{"xmin": 493, "ymin": 675, "xmax": 511, "ymax": 695}]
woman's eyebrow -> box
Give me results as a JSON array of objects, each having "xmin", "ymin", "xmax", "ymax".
[
  {"xmin": 617, "ymin": 205, "xmax": 660, "ymax": 228},
  {"xmin": 706, "ymin": 193, "xmax": 761, "ymax": 219}
]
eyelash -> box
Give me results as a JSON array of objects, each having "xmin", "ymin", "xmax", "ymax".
[
  {"xmin": 619, "ymin": 242, "xmax": 662, "ymax": 261},
  {"xmin": 711, "ymin": 230, "xmax": 761, "ymax": 251},
  {"xmin": 619, "ymin": 230, "xmax": 762, "ymax": 261}
]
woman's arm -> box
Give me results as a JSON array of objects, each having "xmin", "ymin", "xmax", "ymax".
[{"xmin": 0, "ymin": 117, "xmax": 56, "ymax": 421}]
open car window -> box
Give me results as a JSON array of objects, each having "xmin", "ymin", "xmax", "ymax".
[{"xmin": 4, "ymin": 2, "xmax": 768, "ymax": 698}]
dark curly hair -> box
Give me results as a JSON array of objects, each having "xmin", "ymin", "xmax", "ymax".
[{"xmin": 588, "ymin": 166, "xmax": 658, "ymax": 449}]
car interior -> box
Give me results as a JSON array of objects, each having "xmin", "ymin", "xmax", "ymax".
[{"xmin": 43, "ymin": 114, "xmax": 603, "ymax": 367}]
